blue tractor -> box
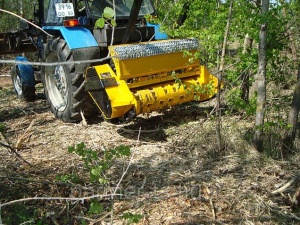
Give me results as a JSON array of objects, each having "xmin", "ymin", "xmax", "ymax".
[{"xmin": 1, "ymin": 0, "xmax": 218, "ymax": 123}]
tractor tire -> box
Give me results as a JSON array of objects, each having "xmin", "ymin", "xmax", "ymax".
[
  {"xmin": 11, "ymin": 63, "xmax": 36, "ymax": 101},
  {"xmin": 43, "ymin": 38, "xmax": 95, "ymax": 122}
]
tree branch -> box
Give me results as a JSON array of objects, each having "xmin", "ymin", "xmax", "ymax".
[
  {"xmin": 0, "ymin": 194, "xmax": 123, "ymax": 208},
  {"xmin": 0, "ymin": 141, "xmax": 32, "ymax": 166},
  {"xmin": 272, "ymin": 175, "xmax": 300, "ymax": 194}
]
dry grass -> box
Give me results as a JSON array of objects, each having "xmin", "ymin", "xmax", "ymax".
[{"xmin": 1, "ymin": 73, "xmax": 300, "ymax": 225}]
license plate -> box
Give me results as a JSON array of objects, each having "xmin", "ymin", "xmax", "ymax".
[{"xmin": 55, "ymin": 3, "xmax": 75, "ymax": 17}]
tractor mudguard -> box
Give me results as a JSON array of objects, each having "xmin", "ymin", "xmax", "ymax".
[
  {"xmin": 16, "ymin": 56, "xmax": 35, "ymax": 87},
  {"xmin": 42, "ymin": 26, "xmax": 98, "ymax": 49},
  {"xmin": 11, "ymin": 56, "xmax": 36, "ymax": 101}
]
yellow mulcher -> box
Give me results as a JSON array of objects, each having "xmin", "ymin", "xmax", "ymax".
[{"xmin": 85, "ymin": 38, "xmax": 218, "ymax": 122}]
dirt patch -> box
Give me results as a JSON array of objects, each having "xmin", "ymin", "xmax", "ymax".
[
  {"xmin": 1, "ymin": 74, "xmax": 300, "ymax": 224},
  {"xmin": 0, "ymin": 67, "xmax": 12, "ymax": 88}
]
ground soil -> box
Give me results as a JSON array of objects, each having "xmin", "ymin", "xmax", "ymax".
[{"xmin": 1, "ymin": 69, "xmax": 300, "ymax": 225}]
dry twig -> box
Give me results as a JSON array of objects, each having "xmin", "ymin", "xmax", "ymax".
[
  {"xmin": 109, "ymin": 127, "xmax": 141, "ymax": 224},
  {"xmin": 15, "ymin": 119, "xmax": 35, "ymax": 149},
  {"xmin": 80, "ymin": 110, "xmax": 88, "ymax": 127},
  {"xmin": 0, "ymin": 194, "xmax": 123, "ymax": 208},
  {"xmin": 0, "ymin": 134, "xmax": 32, "ymax": 166},
  {"xmin": 272, "ymin": 175, "xmax": 300, "ymax": 194},
  {"xmin": 203, "ymin": 184, "xmax": 216, "ymax": 222}
]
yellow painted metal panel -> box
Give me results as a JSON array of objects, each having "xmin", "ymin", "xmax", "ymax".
[
  {"xmin": 111, "ymin": 51, "xmax": 198, "ymax": 80},
  {"xmin": 89, "ymin": 64, "xmax": 136, "ymax": 119}
]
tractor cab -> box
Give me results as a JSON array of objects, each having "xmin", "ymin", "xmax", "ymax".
[
  {"xmin": 41, "ymin": 0, "xmax": 155, "ymax": 26},
  {"xmin": 39, "ymin": 0, "xmax": 159, "ymax": 46}
]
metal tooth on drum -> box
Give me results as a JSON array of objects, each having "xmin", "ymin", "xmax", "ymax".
[{"xmin": 112, "ymin": 38, "xmax": 199, "ymax": 60}]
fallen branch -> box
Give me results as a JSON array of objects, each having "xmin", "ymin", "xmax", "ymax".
[
  {"xmin": 0, "ymin": 175, "xmax": 87, "ymax": 189},
  {"xmin": 209, "ymin": 197, "xmax": 216, "ymax": 222},
  {"xmin": 0, "ymin": 194, "xmax": 123, "ymax": 208},
  {"xmin": 0, "ymin": 140, "xmax": 32, "ymax": 166},
  {"xmin": 207, "ymin": 187, "xmax": 216, "ymax": 222},
  {"xmin": 0, "ymin": 125, "xmax": 32, "ymax": 166},
  {"xmin": 272, "ymin": 175, "xmax": 300, "ymax": 194},
  {"xmin": 119, "ymin": 127, "xmax": 161, "ymax": 133},
  {"xmin": 15, "ymin": 119, "xmax": 35, "ymax": 149}
]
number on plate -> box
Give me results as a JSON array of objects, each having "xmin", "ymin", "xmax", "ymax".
[{"xmin": 55, "ymin": 3, "xmax": 75, "ymax": 17}]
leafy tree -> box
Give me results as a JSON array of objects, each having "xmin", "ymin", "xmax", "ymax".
[
  {"xmin": 155, "ymin": 0, "xmax": 300, "ymax": 152},
  {"xmin": 0, "ymin": 0, "xmax": 37, "ymax": 32}
]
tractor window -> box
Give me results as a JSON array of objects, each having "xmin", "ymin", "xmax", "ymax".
[
  {"xmin": 43, "ymin": 0, "xmax": 51, "ymax": 21},
  {"xmin": 45, "ymin": 0, "xmax": 64, "ymax": 24},
  {"xmin": 88, "ymin": 0, "xmax": 155, "ymax": 19}
]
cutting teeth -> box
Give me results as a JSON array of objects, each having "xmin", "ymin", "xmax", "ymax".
[{"xmin": 111, "ymin": 38, "xmax": 199, "ymax": 60}]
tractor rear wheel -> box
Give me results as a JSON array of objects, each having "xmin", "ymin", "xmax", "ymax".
[{"xmin": 43, "ymin": 38, "xmax": 94, "ymax": 122}]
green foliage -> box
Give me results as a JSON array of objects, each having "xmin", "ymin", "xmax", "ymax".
[
  {"xmin": 102, "ymin": 7, "xmax": 114, "ymax": 19},
  {"xmin": 95, "ymin": 18, "xmax": 105, "ymax": 28},
  {"xmin": 66, "ymin": 143, "xmax": 132, "ymax": 221},
  {"xmin": 171, "ymin": 71, "xmax": 186, "ymax": 90},
  {"xmin": 0, "ymin": 88, "xmax": 14, "ymax": 98},
  {"xmin": 154, "ymin": 0, "xmax": 298, "ymax": 114},
  {"xmin": 2, "ymin": 204, "xmax": 41, "ymax": 225},
  {"xmin": 68, "ymin": 143, "xmax": 130, "ymax": 184},
  {"xmin": 121, "ymin": 212, "xmax": 143, "ymax": 224},
  {"xmin": 55, "ymin": 173, "xmax": 82, "ymax": 184},
  {"xmin": 193, "ymin": 82, "xmax": 216, "ymax": 101},
  {"xmin": 0, "ymin": 0, "xmax": 37, "ymax": 32},
  {"xmin": 225, "ymin": 88, "xmax": 256, "ymax": 116},
  {"xmin": 80, "ymin": 218, "xmax": 88, "ymax": 225},
  {"xmin": 88, "ymin": 200, "xmax": 104, "ymax": 216},
  {"xmin": 95, "ymin": 7, "xmax": 117, "ymax": 29},
  {"xmin": 171, "ymin": 70, "xmax": 216, "ymax": 101},
  {"xmin": 259, "ymin": 118, "xmax": 292, "ymax": 158},
  {"xmin": 144, "ymin": 14, "xmax": 159, "ymax": 24},
  {"xmin": 0, "ymin": 123, "xmax": 7, "ymax": 133}
]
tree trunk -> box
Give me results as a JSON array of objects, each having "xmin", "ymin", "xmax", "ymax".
[
  {"xmin": 281, "ymin": 1, "xmax": 299, "ymax": 151},
  {"xmin": 216, "ymin": 0, "xmax": 234, "ymax": 151},
  {"xmin": 241, "ymin": 33, "xmax": 253, "ymax": 102},
  {"xmin": 253, "ymin": 0, "xmax": 269, "ymax": 152},
  {"xmin": 280, "ymin": 1, "xmax": 297, "ymax": 63},
  {"xmin": 283, "ymin": 65, "xmax": 300, "ymax": 151}
]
